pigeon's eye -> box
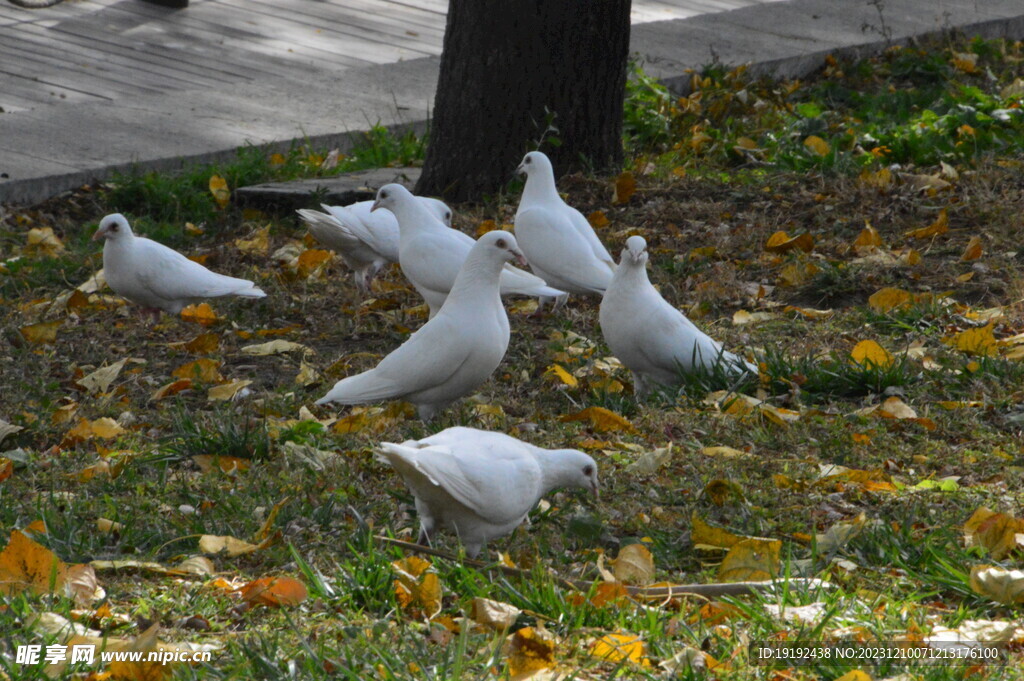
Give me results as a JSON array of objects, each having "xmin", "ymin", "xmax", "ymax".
[
  {"xmin": 445, "ymin": 212, "xmax": 452, "ymax": 221},
  {"xmin": 109, "ymin": 225, "xmax": 118, "ymax": 232},
  {"xmin": 583, "ymin": 465, "xmax": 594, "ymax": 476},
  {"xmin": 525, "ymin": 158, "xmax": 531, "ymax": 164},
  {"xmin": 495, "ymin": 238, "xmax": 507, "ymax": 249},
  {"xmin": 381, "ymin": 191, "xmax": 388, "ymax": 199}
]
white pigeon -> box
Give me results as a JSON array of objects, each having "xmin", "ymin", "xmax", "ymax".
[
  {"xmin": 600, "ymin": 235, "xmax": 757, "ymax": 397},
  {"xmin": 514, "ymin": 151, "xmax": 617, "ymax": 295},
  {"xmin": 316, "ymin": 230, "xmax": 523, "ymax": 420},
  {"xmin": 296, "ymin": 197, "xmax": 452, "ymax": 293},
  {"xmin": 378, "ymin": 427, "xmax": 599, "ymax": 557},
  {"xmin": 371, "ymin": 184, "xmax": 565, "ymax": 317},
  {"xmin": 92, "ymin": 213, "xmax": 266, "ymax": 317}
]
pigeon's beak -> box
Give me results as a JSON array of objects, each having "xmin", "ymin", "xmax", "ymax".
[
  {"xmin": 591, "ymin": 482, "xmax": 600, "ymax": 500},
  {"xmin": 511, "ymin": 248, "xmax": 528, "ymax": 268},
  {"xmin": 91, "ymin": 228, "xmax": 105, "ymax": 242},
  {"xmin": 370, "ymin": 199, "xmax": 382, "ymax": 213},
  {"xmin": 515, "ymin": 162, "xmax": 526, "ymax": 176}
]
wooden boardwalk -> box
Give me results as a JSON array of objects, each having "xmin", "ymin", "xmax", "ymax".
[{"xmin": 0, "ymin": 0, "xmax": 776, "ymax": 114}]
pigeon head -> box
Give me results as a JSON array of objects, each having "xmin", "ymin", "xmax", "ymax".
[
  {"xmin": 516, "ymin": 151, "xmax": 553, "ymax": 177},
  {"xmin": 370, "ymin": 183, "xmax": 413, "ymax": 214},
  {"xmin": 621, "ymin": 235, "xmax": 649, "ymax": 267},
  {"xmin": 478, "ymin": 230, "xmax": 528, "ymax": 267},
  {"xmin": 555, "ymin": 450, "xmax": 600, "ymax": 500},
  {"xmin": 92, "ymin": 214, "xmax": 133, "ymax": 242},
  {"xmin": 420, "ymin": 197, "xmax": 454, "ymax": 227}
]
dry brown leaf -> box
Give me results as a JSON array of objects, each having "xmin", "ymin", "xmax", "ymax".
[
  {"xmin": 960, "ymin": 236, "xmax": 983, "ymax": 262},
  {"xmin": 180, "ymin": 303, "xmax": 219, "ymax": 326},
  {"xmin": 19, "ymin": 320, "xmax": 62, "ymax": 345},
  {"xmin": 151, "ymin": 378, "xmax": 193, "ymax": 401},
  {"xmin": 732, "ymin": 309, "xmax": 776, "ymax": 326},
  {"xmin": 613, "ymin": 171, "xmax": 636, "ymax": 204},
  {"xmin": 867, "ymin": 287, "xmax": 914, "ymax": 313},
  {"xmin": 208, "ymin": 380, "xmax": 253, "ymax": 402},
  {"xmin": 970, "ymin": 565, "xmax": 1024, "ymax": 605},
  {"xmin": 506, "ymin": 626, "xmax": 557, "ymax": 681},
  {"xmin": 172, "ymin": 358, "xmax": 223, "ymax": 383},
  {"xmin": 610, "ymin": 543, "xmax": 655, "ymax": 585},
  {"xmin": 905, "ymin": 208, "xmax": 949, "ymax": 239},
  {"xmin": 198, "ymin": 534, "xmax": 269, "ymax": 557},
  {"xmin": 240, "ymin": 576, "xmax": 307, "ymax": 607},
  {"xmin": 77, "ymin": 358, "xmax": 128, "ymax": 395},
  {"xmin": 392, "ymin": 556, "xmax": 442, "ymax": 619},
  {"xmin": 764, "ymin": 231, "xmax": 813, "ymax": 254},
  {"xmin": 241, "ymin": 340, "xmax": 312, "ymax": 356},
  {"xmin": 587, "ymin": 211, "xmax": 609, "ymax": 228},
  {"xmin": 718, "ymin": 538, "xmax": 781, "ymax": 582},
  {"xmin": 471, "ymin": 597, "xmax": 522, "ymax": 631},
  {"xmin": 25, "ymin": 226, "xmax": 66, "ymax": 257}
]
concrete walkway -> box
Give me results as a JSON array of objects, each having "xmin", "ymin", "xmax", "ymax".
[{"xmin": 1, "ymin": 0, "xmax": 1022, "ymax": 205}]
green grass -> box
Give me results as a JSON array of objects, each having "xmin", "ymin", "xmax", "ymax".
[{"xmin": 625, "ymin": 37, "xmax": 1024, "ymax": 176}]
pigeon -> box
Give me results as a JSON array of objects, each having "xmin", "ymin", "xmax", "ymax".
[
  {"xmin": 92, "ymin": 213, "xmax": 266, "ymax": 318},
  {"xmin": 600, "ymin": 235, "xmax": 757, "ymax": 397},
  {"xmin": 514, "ymin": 151, "xmax": 616, "ymax": 295},
  {"xmin": 316, "ymin": 230, "xmax": 523, "ymax": 420},
  {"xmin": 296, "ymin": 197, "xmax": 452, "ymax": 293},
  {"xmin": 378, "ymin": 427, "xmax": 599, "ymax": 557},
  {"xmin": 371, "ymin": 184, "xmax": 565, "ymax": 317}
]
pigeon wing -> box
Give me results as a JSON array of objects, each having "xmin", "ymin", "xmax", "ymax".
[
  {"xmin": 400, "ymin": 231, "xmax": 473, "ymax": 299},
  {"xmin": 133, "ymin": 238, "xmax": 257, "ymax": 300},
  {"xmin": 516, "ymin": 206, "xmax": 615, "ymax": 293},
  {"xmin": 404, "ymin": 444, "xmax": 542, "ymax": 525},
  {"xmin": 318, "ymin": 315, "xmax": 474, "ymax": 403}
]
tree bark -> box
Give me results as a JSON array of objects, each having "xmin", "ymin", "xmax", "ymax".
[{"xmin": 416, "ymin": 0, "xmax": 631, "ymax": 202}]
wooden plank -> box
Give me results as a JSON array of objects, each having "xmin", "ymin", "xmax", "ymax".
[
  {"xmin": 0, "ymin": 28, "xmax": 224, "ymax": 91},
  {"xmin": 210, "ymin": 0, "xmax": 443, "ymax": 55},
  {"xmin": 96, "ymin": 0, "xmax": 384, "ymax": 68},
  {"xmin": 50, "ymin": 5, "xmax": 350, "ymax": 80},
  {"xmin": 0, "ymin": 43, "xmax": 161, "ymax": 100},
  {"xmin": 0, "ymin": 72, "xmax": 107, "ymax": 109},
  {"xmin": 380, "ymin": 0, "xmax": 448, "ymax": 16},
  {"xmin": 12, "ymin": 21, "xmax": 240, "ymax": 86},
  {"xmin": 241, "ymin": 0, "xmax": 447, "ymax": 40},
  {"xmin": 158, "ymin": 0, "xmax": 432, "ymax": 64},
  {"xmin": 0, "ymin": 36, "xmax": 173, "ymax": 95}
]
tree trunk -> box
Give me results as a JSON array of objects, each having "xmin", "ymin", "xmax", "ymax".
[{"xmin": 416, "ymin": 0, "xmax": 631, "ymax": 202}]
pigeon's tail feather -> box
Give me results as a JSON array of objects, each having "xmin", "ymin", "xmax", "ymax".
[
  {"xmin": 316, "ymin": 369, "xmax": 402, "ymax": 406},
  {"xmin": 297, "ymin": 209, "xmax": 361, "ymax": 248},
  {"xmin": 499, "ymin": 265, "xmax": 568, "ymax": 299},
  {"xmin": 234, "ymin": 285, "xmax": 267, "ymax": 299}
]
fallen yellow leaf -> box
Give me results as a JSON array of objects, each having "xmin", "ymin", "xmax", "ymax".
[
  {"xmin": 905, "ymin": 208, "xmax": 948, "ymax": 239},
  {"xmin": 803, "ymin": 135, "xmax": 830, "ymax": 156},
  {"xmin": 560, "ymin": 406, "xmax": 634, "ymax": 432},
  {"xmin": 960, "ymin": 236, "xmax": 983, "ymax": 262},
  {"xmin": 209, "ymin": 174, "xmax": 230, "ymax": 209},
  {"xmin": 590, "ymin": 632, "xmax": 646, "ymax": 665},
  {"xmin": 850, "ymin": 339, "xmax": 894, "ymax": 369}
]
